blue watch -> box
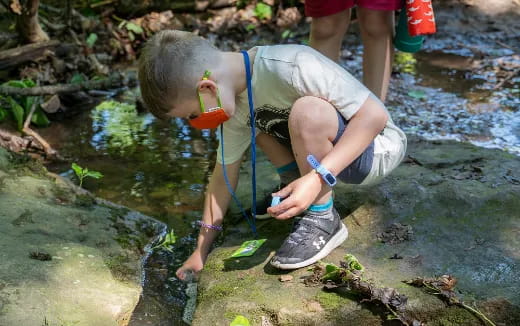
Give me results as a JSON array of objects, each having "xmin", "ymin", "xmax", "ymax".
[{"xmin": 306, "ymin": 154, "xmax": 337, "ymax": 187}]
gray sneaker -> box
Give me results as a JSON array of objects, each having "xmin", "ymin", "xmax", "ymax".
[{"xmin": 270, "ymin": 207, "xmax": 348, "ymax": 270}]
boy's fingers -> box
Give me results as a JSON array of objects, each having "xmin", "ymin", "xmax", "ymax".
[{"xmin": 273, "ymin": 184, "xmax": 292, "ymax": 197}]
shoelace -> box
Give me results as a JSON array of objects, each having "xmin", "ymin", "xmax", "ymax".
[{"xmin": 287, "ymin": 217, "xmax": 319, "ymax": 245}]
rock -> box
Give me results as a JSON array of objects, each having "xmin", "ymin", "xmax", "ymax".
[
  {"xmin": 193, "ymin": 137, "xmax": 520, "ymax": 326},
  {"xmin": 0, "ymin": 147, "xmax": 167, "ymax": 326}
]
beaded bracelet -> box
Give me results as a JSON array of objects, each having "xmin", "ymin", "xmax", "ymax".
[{"xmin": 197, "ymin": 220, "xmax": 223, "ymax": 231}]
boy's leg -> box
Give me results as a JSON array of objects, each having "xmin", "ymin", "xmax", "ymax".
[
  {"xmin": 253, "ymin": 133, "xmax": 300, "ymax": 217},
  {"xmin": 308, "ymin": 0, "xmax": 352, "ymax": 62},
  {"xmin": 256, "ymin": 132, "xmax": 299, "ymax": 185},
  {"xmin": 357, "ymin": 7, "xmax": 396, "ymax": 101},
  {"xmin": 270, "ymin": 96, "xmax": 348, "ymax": 269}
]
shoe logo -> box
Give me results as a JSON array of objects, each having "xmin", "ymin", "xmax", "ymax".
[{"xmin": 313, "ymin": 236, "xmax": 326, "ymax": 250}]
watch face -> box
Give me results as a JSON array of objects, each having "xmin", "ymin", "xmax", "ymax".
[{"xmin": 325, "ymin": 174, "xmax": 336, "ymax": 185}]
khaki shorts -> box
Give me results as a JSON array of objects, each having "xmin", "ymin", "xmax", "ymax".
[{"xmin": 361, "ymin": 122, "xmax": 407, "ymax": 186}]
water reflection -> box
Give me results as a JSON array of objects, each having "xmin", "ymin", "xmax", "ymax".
[{"xmin": 45, "ymin": 99, "xmax": 217, "ymax": 238}]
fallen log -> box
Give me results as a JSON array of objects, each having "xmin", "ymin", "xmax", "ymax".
[
  {"xmin": 0, "ymin": 73, "xmax": 136, "ymax": 96},
  {"xmin": 0, "ymin": 127, "xmax": 42, "ymax": 154},
  {"xmin": 116, "ymin": 0, "xmax": 235, "ymax": 16},
  {"xmin": 0, "ymin": 40, "xmax": 59, "ymax": 70}
]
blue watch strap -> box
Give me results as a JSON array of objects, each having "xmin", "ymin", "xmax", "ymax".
[{"xmin": 306, "ymin": 154, "xmax": 337, "ymax": 187}]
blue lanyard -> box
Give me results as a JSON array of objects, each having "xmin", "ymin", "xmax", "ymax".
[{"xmin": 218, "ymin": 50, "xmax": 258, "ymax": 238}]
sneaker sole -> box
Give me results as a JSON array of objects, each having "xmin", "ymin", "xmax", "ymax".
[{"xmin": 270, "ymin": 222, "xmax": 349, "ymax": 270}]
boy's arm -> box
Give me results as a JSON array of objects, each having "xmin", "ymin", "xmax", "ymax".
[
  {"xmin": 176, "ymin": 155, "xmax": 243, "ymax": 281},
  {"xmin": 192, "ymin": 158, "xmax": 242, "ymax": 263},
  {"xmin": 321, "ymin": 95, "xmax": 388, "ymax": 176}
]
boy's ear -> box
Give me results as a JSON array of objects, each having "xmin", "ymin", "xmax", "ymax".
[{"xmin": 197, "ymin": 79, "xmax": 218, "ymax": 95}]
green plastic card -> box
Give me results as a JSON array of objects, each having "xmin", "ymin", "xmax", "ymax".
[{"xmin": 230, "ymin": 239, "xmax": 267, "ymax": 258}]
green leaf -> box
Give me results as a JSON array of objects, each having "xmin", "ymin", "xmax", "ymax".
[
  {"xmin": 125, "ymin": 22, "xmax": 143, "ymax": 34},
  {"xmin": 230, "ymin": 315, "xmax": 250, "ymax": 326},
  {"xmin": 4, "ymin": 80, "xmax": 27, "ymax": 88},
  {"xmin": 164, "ymin": 229, "xmax": 176, "ymax": 245},
  {"xmin": 31, "ymin": 108, "xmax": 50, "ymax": 127},
  {"xmin": 7, "ymin": 96, "xmax": 25, "ymax": 131},
  {"xmin": 253, "ymin": 3, "xmax": 272, "ymax": 20},
  {"xmin": 344, "ymin": 254, "xmax": 364, "ymax": 271},
  {"xmin": 70, "ymin": 73, "xmax": 86, "ymax": 84},
  {"xmin": 128, "ymin": 31, "xmax": 135, "ymax": 41},
  {"xmin": 245, "ymin": 24, "xmax": 255, "ymax": 31},
  {"xmin": 22, "ymin": 79, "xmax": 35, "ymax": 88},
  {"xmin": 407, "ymin": 89, "xmax": 426, "ymax": 99},
  {"xmin": 71, "ymin": 163, "xmax": 84, "ymax": 177},
  {"xmin": 325, "ymin": 263, "xmax": 339, "ymax": 274},
  {"xmin": 24, "ymin": 96, "xmax": 35, "ymax": 113},
  {"xmin": 85, "ymin": 170, "xmax": 103, "ymax": 179},
  {"xmin": 281, "ymin": 29, "xmax": 291, "ymax": 39},
  {"xmin": 86, "ymin": 33, "xmax": 98, "ymax": 48},
  {"xmin": 0, "ymin": 107, "xmax": 7, "ymax": 122}
]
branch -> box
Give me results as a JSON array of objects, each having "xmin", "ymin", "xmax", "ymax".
[
  {"xmin": 493, "ymin": 68, "xmax": 520, "ymax": 90},
  {"xmin": 0, "ymin": 74, "xmax": 135, "ymax": 96}
]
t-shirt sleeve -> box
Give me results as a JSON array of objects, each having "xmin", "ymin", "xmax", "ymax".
[
  {"xmin": 215, "ymin": 115, "xmax": 251, "ymax": 165},
  {"xmin": 291, "ymin": 51, "xmax": 371, "ymax": 120}
]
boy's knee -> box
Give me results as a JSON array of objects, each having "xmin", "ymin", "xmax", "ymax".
[{"xmin": 289, "ymin": 97, "xmax": 335, "ymax": 136}]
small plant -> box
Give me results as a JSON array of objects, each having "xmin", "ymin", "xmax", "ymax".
[
  {"xmin": 253, "ymin": 2, "xmax": 272, "ymax": 20},
  {"xmin": 71, "ymin": 163, "xmax": 103, "ymax": 187},
  {"xmin": 151, "ymin": 229, "xmax": 177, "ymax": 252},
  {"xmin": 0, "ymin": 79, "xmax": 50, "ymax": 131}
]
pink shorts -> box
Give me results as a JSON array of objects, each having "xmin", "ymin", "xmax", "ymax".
[{"xmin": 305, "ymin": 0, "xmax": 403, "ymax": 18}]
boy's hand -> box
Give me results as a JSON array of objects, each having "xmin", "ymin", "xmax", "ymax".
[
  {"xmin": 267, "ymin": 171, "xmax": 323, "ymax": 219},
  {"xmin": 176, "ymin": 250, "xmax": 204, "ymax": 282}
]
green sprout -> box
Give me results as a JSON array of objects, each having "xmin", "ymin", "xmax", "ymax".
[
  {"xmin": 71, "ymin": 163, "xmax": 103, "ymax": 187},
  {"xmin": 151, "ymin": 229, "xmax": 176, "ymax": 252}
]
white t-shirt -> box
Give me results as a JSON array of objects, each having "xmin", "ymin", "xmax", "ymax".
[{"xmin": 217, "ymin": 45, "xmax": 407, "ymax": 185}]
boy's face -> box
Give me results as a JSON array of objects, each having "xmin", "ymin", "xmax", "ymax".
[
  {"xmin": 165, "ymin": 77, "xmax": 233, "ymax": 128},
  {"xmin": 166, "ymin": 91, "xmax": 218, "ymax": 120}
]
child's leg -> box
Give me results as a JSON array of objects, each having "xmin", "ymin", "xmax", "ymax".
[
  {"xmin": 270, "ymin": 97, "xmax": 348, "ymax": 270},
  {"xmin": 309, "ymin": 9, "xmax": 352, "ymax": 62},
  {"xmin": 255, "ymin": 132, "xmax": 299, "ymax": 185},
  {"xmin": 253, "ymin": 133, "xmax": 299, "ymax": 218},
  {"xmin": 357, "ymin": 8, "xmax": 395, "ymax": 101},
  {"xmin": 287, "ymin": 96, "xmax": 340, "ymax": 205}
]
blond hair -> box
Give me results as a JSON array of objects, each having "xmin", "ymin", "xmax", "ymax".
[{"xmin": 138, "ymin": 30, "xmax": 221, "ymax": 119}]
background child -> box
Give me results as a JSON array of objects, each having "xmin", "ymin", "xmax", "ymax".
[
  {"xmin": 138, "ymin": 30, "xmax": 406, "ymax": 278},
  {"xmin": 306, "ymin": 0, "xmax": 403, "ymax": 101}
]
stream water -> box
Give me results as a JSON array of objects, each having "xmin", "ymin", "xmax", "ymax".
[{"xmin": 41, "ymin": 43, "xmax": 518, "ymax": 324}]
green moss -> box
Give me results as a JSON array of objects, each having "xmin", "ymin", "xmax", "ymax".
[
  {"xmin": 51, "ymin": 186, "xmax": 74, "ymax": 205},
  {"xmin": 200, "ymin": 274, "xmax": 257, "ymax": 302},
  {"xmin": 204, "ymin": 248, "xmax": 235, "ymax": 273},
  {"xmin": 103, "ymin": 253, "xmax": 136, "ymax": 282},
  {"xmin": 74, "ymin": 194, "xmax": 96, "ymax": 207},
  {"xmin": 316, "ymin": 291, "xmax": 347, "ymax": 310},
  {"xmin": 223, "ymin": 311, "xmax": 240, "ymax": 320},
  {"xmin": 426, "ymin": 306, "xmax": 478, "ymax": 326},
  {"xmin": 107, "ymin": 207, "xmax": 130, "ymax": 222}
]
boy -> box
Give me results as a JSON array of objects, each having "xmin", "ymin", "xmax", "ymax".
[{"xmin": 138, "ymin": 30, "xmax": 406, "ymax": 279}]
